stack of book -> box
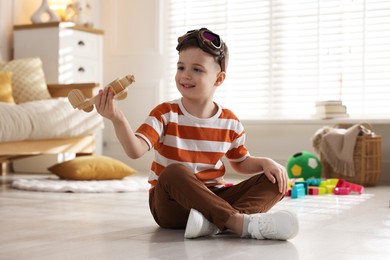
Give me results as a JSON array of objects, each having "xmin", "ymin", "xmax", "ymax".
[{"xmin": 314, "ymin": 100, "xmax": 349, "ymax": 119}]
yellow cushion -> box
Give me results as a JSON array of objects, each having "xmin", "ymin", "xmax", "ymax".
[
  {"xmin": 0, "ymin": 71, "xmax": 14, "ymax": 102},
  {"xmin": 0, "ymin": 57, "xmax": 51, "ymax": 103},
  {"xmin": 48, "ymin": 156, "xmax": 137, "ymax": 180}
]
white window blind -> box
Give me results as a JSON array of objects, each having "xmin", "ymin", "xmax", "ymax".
[{"xmin": 164, "ymin": 0, "xmax": 390, "ymax": 120}]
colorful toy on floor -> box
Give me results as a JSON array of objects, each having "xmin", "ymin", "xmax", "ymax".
[
  {"xmin": 334, "ymin": 187, "xmax": 351, "ymax": 195},
  {"xmin": 286, "ymin": 151, "xmax": 322, "ymax": 180},
  {"xmin": 68, "ymin": 74, "xmax": 135, "ymax": 112},
  {"xmin": 319, "ymin": 178, "xmax": 339, "ymax": 194},
  {"xmin": 336, "ymin": 179, "xmax": 364, "ymax": 194},
  {"xmin": 308, "ymin": 187, "xmax": 319, "ymax": 195},
  {"xmin": 291, "ymin": 183, "xmax": 306, "ymax": 199},
  {"xmin": 286, "ymin": 177, "xmax": 364, "ymax": 199}
]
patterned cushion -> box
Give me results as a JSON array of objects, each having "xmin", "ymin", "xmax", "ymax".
[
  {"xmin": 0, "ymin": 57, "xmax": 51, "ymax": 103},
  {"xmin": 0, "ymin": 71, "xmax": 14, "ymax": 103}
]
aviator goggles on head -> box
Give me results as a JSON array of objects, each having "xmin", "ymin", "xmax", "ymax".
[{"xmin": 176, "ymin": 28, "xmax": 226, "ymax": 71}]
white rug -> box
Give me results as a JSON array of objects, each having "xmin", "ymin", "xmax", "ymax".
[{"xmin": 11, "ymin": 176, "xmax": 150, "ymax": 193}]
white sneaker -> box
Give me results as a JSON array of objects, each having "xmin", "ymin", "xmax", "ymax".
[
  {"xmin": 184, "ymin": 209, "xmax": 219, "ymax": 239},
  {"xmin": 247, "ymin": 210, "xmax": 299, "ymax": 240}
]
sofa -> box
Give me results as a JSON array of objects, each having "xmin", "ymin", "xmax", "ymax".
[{"xmin": 0, "ymin": 57, "xmax": 104, "ymax": 174}]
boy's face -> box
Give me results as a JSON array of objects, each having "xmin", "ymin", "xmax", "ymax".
[{"xmin": 175, "ymin": 48, "xmax": 225, "ymax": 102}]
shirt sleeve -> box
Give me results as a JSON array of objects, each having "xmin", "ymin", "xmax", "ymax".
[
  {"xmin": 225, "ymin": 121, "xmax": 250, "ymax": 162},
  {"xmin": 135, "ymin": 104, "xmax": 167, "ymax": 150}
]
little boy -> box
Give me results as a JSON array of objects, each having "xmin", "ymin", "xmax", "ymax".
[{"xmin": 95, "ymin": 28, "xmax": 298, "ymax": 240}]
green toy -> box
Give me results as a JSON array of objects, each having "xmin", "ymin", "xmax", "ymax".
[{"xmin": 286, "ymin": 151, "xmax": 322, "ymax": 180}]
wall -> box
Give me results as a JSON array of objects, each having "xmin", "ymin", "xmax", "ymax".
[
  {"xmin": 12, "ymin": 0, "xmax": 101, "ymax": 26},
  {"xmin": 2, "ymin": 0, "xmax": 389, "ymax": 183},
  {"xmin": 0, "ymin": 0, "xmax": 14, "ymax": 61},
  {"xmin": 98, "ymin": 0, "xmax": 163, "ymax": 174}
]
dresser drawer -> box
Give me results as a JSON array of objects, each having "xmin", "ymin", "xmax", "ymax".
[
  {"xmin": 72, "ymin": 58, "xmax": 99, "ymax": 83},
  {"xmin": 70, "ymin": 30, "xmax": 100, "ymax": 59}
]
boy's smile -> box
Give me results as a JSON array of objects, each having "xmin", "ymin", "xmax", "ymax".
[{"xmin": 181, "ymin": 83, "xmax": 195, "ymax": 89}]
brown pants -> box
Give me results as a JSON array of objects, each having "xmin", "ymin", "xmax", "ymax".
[{"xmin": 149, "ymin": 164, "xmax": 284, "ymax": 231}]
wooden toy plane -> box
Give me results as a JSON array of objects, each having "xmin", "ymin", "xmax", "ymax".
[{"xmin": 68, "ymin": 74, "xmax": 135, "ymax": 112}]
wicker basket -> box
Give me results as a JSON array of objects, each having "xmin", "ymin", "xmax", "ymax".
[{"xmin": 321, "ymin": 124, "xmax": 382, "ymax": 186}]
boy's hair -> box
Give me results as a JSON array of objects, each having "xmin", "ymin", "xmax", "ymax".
[{"xmin": 176, "ymin": 28, "xmax": 229, "ymax": 72}]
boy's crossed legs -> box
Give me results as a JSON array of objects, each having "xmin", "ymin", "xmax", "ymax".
[{"xmin": 149, "ymin": 164, "xmax": 298, "ymax": 240}]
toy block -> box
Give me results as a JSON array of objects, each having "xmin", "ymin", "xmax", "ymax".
[
  {"xmin": 291, "ymin": 184, "xmax": 306, "ymax": 199},
  {"xmin": 290, "ymin": 178, "xmax": 305, "ymax": 185},
  {"xmin": 318, "ymin": 187, "xmax": 326, "ymax": 195},
  {"xmin": 326, "ymin": 186, "xmax": 335, "ymax": 193},
  {"xmin": 327, "ymin": 178, "xmax": 339, "ymax": 185},
  {"xmin": 320, "ymin": 183, "xmax": 331, "ymax": 193},
  {"xmin": 349, "ymin": 183, "xmax": 364, "ymax": 194},
  {"xmin": 306, "ymin": 178, "xmax": 324, "ymax": 187},
  {"xmin": 320, "ymin": 179, "xmax": 330, "ymax": 186},
  {"xmin": 334, "ymin": 187, "xmax": 351, "ymax": 195},
  {"xmin": 308, "ymin": 186, "xmax": 319, "ymax": 195},
  {"xmin": 320, "ymin": 180, "xmax": 337, "ymax": 194},
  {"xmin": 295, "ymin": 181, "xmax": 308, "ymax": 195},
  {"xmin": 336, "ymin": 179, "xmax": 364, "ymax": 194},
  {"xmin": 285, "ymin": 189, "xmax": 292, "ymax": 196},
  {"xmin": 336, "ymin": 179, "xmax": 346, "ymax": 187}
]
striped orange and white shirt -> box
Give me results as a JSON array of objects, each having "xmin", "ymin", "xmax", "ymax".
[{"xmin": 135, "ymin": 99, "xmax": 250, "ymax": 187}]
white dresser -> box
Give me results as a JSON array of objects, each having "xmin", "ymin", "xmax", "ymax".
[{"xmin": 13, "ymin": 22, "xmax": 104, "ymax": 86}]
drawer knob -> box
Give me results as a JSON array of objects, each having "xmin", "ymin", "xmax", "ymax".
[
  {"xmin": 78, "ymin": 40, "xmax": 85, "ymax": 46},
  {"xmin": 78, "ymin": 67, "xmax": 85, "ymax": 72}
]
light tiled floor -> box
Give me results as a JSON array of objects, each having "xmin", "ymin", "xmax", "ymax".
[{"xmin": 0, "ymin": 173, "xmax": 389, "ymax": 260}]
